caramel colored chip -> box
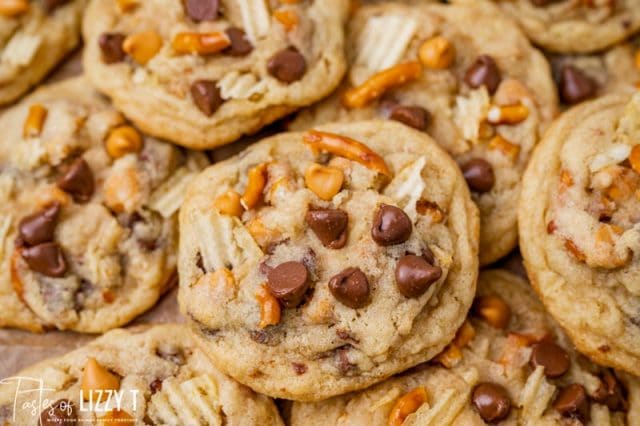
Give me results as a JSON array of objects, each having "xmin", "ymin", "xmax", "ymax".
[
  {"xmin": 418, "ymin": 36, "xmax": 455, "ymax": 70},
  {"xmin": 23, "ymin": 104, "xmax": 48, "ymax": 138},
  {"xmin": 241, "ymin": 163, "xmax": 268, "ymax": 210},
  {"xmin": 105, "ymin": 125, "xmax": 143, "ymax": 159},
  {"xmin": 255, "ymin": 283, "xmax": 281, "ymax": 328},
  {"xmin": 473, "ymin": 295, "xmax": 511, "ymax": 329},
  {"xmin": 304, "ymin": 163, "xmax": 344, "ymax": 201},
  {"xmin": 172, "ymin": 31, "xmax": 230, "ymax": 55},
  {"xmin": 0, "ymin": 0, "xmax": 29, "ymax": 17},
  {"xmin": 123, "ymin": 31, "xmax": 163, "ymax": 65},
  {"xmin": 388, "ymin": 387, "xmax": 428, "ymax": 426},
  {"xmin": 214, "ymin": 190, "xmax": 244, "ymax": 217},
  {"xmin": 81, "ymin": 358, "xmax": 120, "ymax": 401}
]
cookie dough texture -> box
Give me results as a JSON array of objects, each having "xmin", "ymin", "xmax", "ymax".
[
  {"xmin": 493, "ymin": 0, "xmax": 640, "ymax": 53},
  {"xmin": 0, "ymin": 325, "xmax": 283, "ymax": 425},
  {"xmin": 291, "ymin": 270, "xmax": 640, "ymax": 425},
  {"xmin": 519, "ymin": 93, "xmax": 640, "ymax": 376},
  {"xmin": 0, "ymin": 77, "xmax": 207, "ymax": 333},
  {"xmin": 291, "ymin": 1, "xmax": 557, "ymax": 265},
  {"xmin": 0, "ymin": 0, "xmax": 84, "ymax": 105},
  {"xmin": 82, "ymin": 0, "xmax": 348, "ymax": 150},
  {"xmin": 179, "ymin": 121, "xmax": 479, "ymax": 401}
]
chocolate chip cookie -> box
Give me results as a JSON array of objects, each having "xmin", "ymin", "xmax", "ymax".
[
  {"xmin": 179, "ymin": 121, "xmax": 480, "ymax": 401},
  {"xmin": 290, "ymin": 270, "xmax": 640, "ymax": 425},
  {"xmin": 0, "ymin": 324, "xmax": 283, "ymax": 425},
  {"xmin": 549, "ymin": 38, "xmax": 640, "ymax": 106},
  {"xmin": 493, "ymin": 0, "xmax": 640, "ymax": 53},
  {"xmin": 81, "ymin": 0, "xmax": 348, "ymax": 149},
  {"xmin": 0, "ymin": 0, "xmax": 84, "ymax": 105},
  {"xmin": 290, "ymin": 1, "xmax": 558, "ymax": 266},
  {"xmin": 0, "ymin": 77, "xmax": 208, "ymax": 333},
  {"xmin": 519, "ymin": 93, "xmax": 640, "ymax": 376}
]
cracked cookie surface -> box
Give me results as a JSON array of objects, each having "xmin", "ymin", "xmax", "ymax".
[
  {"xmin": 0, "ymin": 0, "xmax": 84, "ymax": 105},
  {"xmin": 179, "ymin": 120, "xmax": 479, "ymax": 401},
  {"xmin": 519, "ymin": 93, "xmax": 640, "ymax": 376},
  {"xmin": 82, "ymin": 0, "xmax": 348, "ymax": 149},
  {"xmin": 291, "ymin": 1, "xmax": 557, "ymax": 265},
  {"xmin": 0, "ymin": 324, "xmax": 283, "ymax": 425},
  {"xmin": 0, "ymin": 77, "xmax": 208, "ymax": 333},
  {"xmin": 291, "ymin": 270, "xmax": 640, "ymax": 425},
  {"xmin": 492, "ymin": 0, "xmax": 640, "ymax": 53}
]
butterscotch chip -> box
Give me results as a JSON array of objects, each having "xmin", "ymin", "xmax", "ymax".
[{"xmin": 179, "ymin": 121, "xmax": 479, "ymax": 401}]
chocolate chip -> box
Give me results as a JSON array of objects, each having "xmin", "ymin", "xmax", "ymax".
[
  {"xmin": 184, "ymin": 0, "xmax": 218, "ymax": 21},
  {"xmin": 56, "ymin": 158, "xmax": 94, "ymax": 203},
  {"xmin": 267, "ymin": 261, "xmax": 310, "ymax": 307},
  {"xmin": 592, "ymin": 370, "xmax": 629, "ymax": 412},
  {"xmin": 224, "ymin": 27, "xmax": 253, "ymax": 56},
  {"xmin": 461, "ymin": 158, "xmax": 495, "ymax": 193},
  {"xmin": 98, "ymin": 33, "xmax": 126, "ymax": 64},
  {"xmin": 43, "ymin": 0, "xmax": 70, "ymax": 13},
  {"xmin": 371, "ymin": 204, "xmax": 412, "ymax": 246},
  {"xmin": 389, "ymin": 105, "xmax": 431, "ymax": 131},
  {"xmin": 190, "ymin": 80, "xmax": 223, "ymax": 117},
  {"xmin": 530, "ymin": 341, "xmax": 570, "ymax": 378},
  {"xmin": 267, "ymin": 47, "xmax": 307, "ymax": 83},
  {"xmin": 292, "ymin": 362, "xmax": 307, "ymax": 375},
  {"xmin": 150, "ymin": 379, "xmax": 163, "ymax": 393},
  {"xmin": 553, "ymin": 384, "xmax": 590, "ymax": 422},
  {"xmin": 18, "ymin": 203, "xmax": 60, "ymax": 246},
  {"xmin": 21, "ymin": 243, "xmax": 67, "ymax": 277},
  {"xmin": 421, "ymin": 246, "xmax": 435, "ymax": 265},
  {"xmin": 305, "ymin": 208, "xmax": 348, "ymax": 249},
  {"xmin": 40, "ymin": 399, "xmax": 77, "ymax": 426},
  {"xmin": 464, "ymin": 55, "xmax": 502, "ymax": 94},
  {"xmin": 335, "ymin": 346, "xmax": 356, "ymax": 374},
  {"xmin": 471, "ymin": 383, "xmax": 511, "ymax": 423},
  {"xmin": 395, "ymin": 255, "xmax": 442, "ymax": 298},
  {"xmin": 328, "ymin": 267, "xmax": 370, "ymax": 309},
  {"xmin": 559, "ymin": 65, "xmax": 597, "ymax": 105},
  {"xmin": 530, "ymin": 0, "xmax": 561, "ymax": 6}
]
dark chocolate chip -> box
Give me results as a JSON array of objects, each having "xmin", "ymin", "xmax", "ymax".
[
  {"xmin": 21, "ymin": 242, "xmax": 67, "ymax": 277},
  {"xmin": 530, "ymin": 341, "xmax": 570, "ymax": 378},
  {"xmin": 559, "ymin": 65, "xmax": 597, "ymax": 105},
  {"xmin": 335, "ymin": 346, "xmax": 356, "ymax": 374},
  {"xmin": 190, "ymin": 80, "xmax": 223, "ymax": 116},
  {"xmin": 266, "ymin": 261, "xmax": 310, "ymax": 307},
  {"xmin": 389, "ymin": 105, "xmax": 431, "ymax": 131},
  {"xmin": 553, "ymin": 384, "xmax": 590, "ymax": 422},
  {"xmin": 592, "ymin": 370, "xmax": 629, "ymax": 412},
  {"xmin": 292, "ymin": 362, "xmax": 307, "ymax": 375},
  {"xmin": 18, "ymin": 203, "xmax": 60, "ymax": 246},
  {"xmin": 267, "ymin": 47, "xmax": 307, "ymax": 83},
  {"xmin": 371, "ymin": 204, "xmax": 412, "ymax": 246},
  {"xmin": 98, "ymin": 33, "xmax": 126, "ymax": 64},
  {"xmin": 56, "ymin": 158, "xmax": 94, "ymax": 203},
  {"xmin": 530, "ymin": 0, "xmax": 561, "ymax": 6},
  {"xmin": 184, "ymin": 0, "xmax": 219, "ymax": 21},
  {"xmin": 150, "ymin": 379, "xmax": 163, "ymax": 393},
  {"xmin": 224, "ymin": 27, "xmax": 253, "ymax": 56},
  {"xmin": 40, "ymin": 399, "xmax": 77, "ymax": 426},
  {"xmin": 461, "ymin": 158, "xmax": 495, "ymax": 193},
  {"xmin": 328, "ymin": 267, "xmax": 370, "ymax": 309},
  {"xmin": 464, "ymin": 55, "xmax": 502, "ymax": 94},
  {"xmin": 305, "ymin": 208, "xmax": 348, "ymax": 249},
  {"xmin": 471, "ymin": 383, "xmax": 512, "ymax": 423},
  {"xmin": 395, "ymin": 255, "xmax": 442, "ymax": 298}
]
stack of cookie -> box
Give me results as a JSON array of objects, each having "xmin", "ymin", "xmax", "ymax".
[{"xmin": 0, "ymin": 0, "xmax": 638, "ymax": 425}]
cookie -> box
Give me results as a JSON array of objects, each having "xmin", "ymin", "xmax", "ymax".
[
  {"xmin": 549, "ymin": 38, "xmax": 640, "ymax": 106},
  {"xmin": 0, "ymin": 0, "xmax": 84, "ymax": 105},
  {"xmin": 519, "ymin": 93, "xmax": 640, "ymax": 376},
  {"xmin": 0, "ymin": 324, "xmax": 283, "ymax": 425},
  {"xmin": 81, "ymin": 0, "xmax": 348, "ymax": 150},
  {"xmin": 493, "ymin": 0, "xmax": 640, "ymax": 53},
  {"xmin": 290, "ymin": 1, "xmax": 557, "ymax": 266},
  {"xmin": 291, "ymin": 270, "xmax": 640, "ymax": 425},
  {"xmin": 179, "ymin": 121, "xmax": 480, "ymax": 401},
  {"xmin": 0, "ymin": 77, "xmax": 208, "ymax": 333}
]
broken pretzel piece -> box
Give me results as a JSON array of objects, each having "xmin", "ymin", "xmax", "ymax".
[
  {"xmin": 342, "ymin": 62, "xmax": 422, "ymax": 109},
  {"xmin": 303, "ymin": 130, "xmax": 391, "ymax": 177}
]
